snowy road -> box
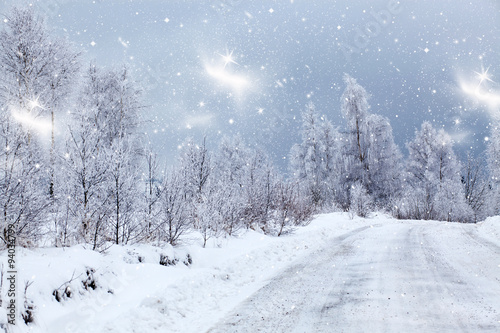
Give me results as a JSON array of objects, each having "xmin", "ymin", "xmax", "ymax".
[{"xmin": 208, "ymin": 222, "xmax": 500, "ymax": 332}]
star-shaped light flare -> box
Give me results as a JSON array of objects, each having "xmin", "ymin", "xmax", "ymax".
[
  {"xmin": 460, "ymin": 65, "xmax": 500, "ymax": 111},
  {"xmin": 474, "ymin": 66, "xmax": 494, "ymax": 88},
  {"xmin": 218, "ymin": 49, "xmax": 239, "ymax": 68}
]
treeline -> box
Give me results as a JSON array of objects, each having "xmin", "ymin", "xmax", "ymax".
[
  {"xmin": 0, "ymin": 7, "xmax": 313, "ymax": 250},
  {"xmin": 0, "ymin": 7, "xmax": 499, "ymax": 251},
  {"xmin": 290, "ymin": 74, "xmax": 500, "ymax": 223}
]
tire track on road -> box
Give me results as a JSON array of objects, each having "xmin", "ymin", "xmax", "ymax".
[{"xmin": 206, "ymin": 225, "xmax": 375, "ymax": 333}]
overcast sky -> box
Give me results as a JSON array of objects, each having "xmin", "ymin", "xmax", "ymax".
[{"xmin": 3, "ymin": 0, "xmax": 500, "ymax": 170}]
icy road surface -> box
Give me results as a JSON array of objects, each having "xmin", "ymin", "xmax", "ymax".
[{"xmin": 209, "ymin": 222, "xmax": 500, "ymax": 332}]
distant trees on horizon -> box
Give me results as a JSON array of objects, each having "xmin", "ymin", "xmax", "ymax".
[{"xmin": 290, "ymin": 74, "xmax": 498, "ymax": 223}]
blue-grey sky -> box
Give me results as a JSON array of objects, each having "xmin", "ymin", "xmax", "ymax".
[{"xmin": 3, "ymin": 0, "xmax": 500, "ymax": 170}]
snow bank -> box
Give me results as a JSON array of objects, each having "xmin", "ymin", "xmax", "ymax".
[
  {"xmin": 0, "ymin": 213, "xmax": 395, "ymax": 333},
  {"xmin": 477, "ymin": 216, "xmax": 500, "ymax": 244}
]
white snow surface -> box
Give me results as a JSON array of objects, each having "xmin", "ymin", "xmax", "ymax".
[
  {"xmin": 477, "ymin": 216, "xmax": 500, "ymax": 243},
  {"xmin": 1, "ymin": 213, "xmax": 500, "ymax": 333}
]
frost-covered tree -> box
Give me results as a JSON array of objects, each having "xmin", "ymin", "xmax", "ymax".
[
  {"xmin": 179, "ymin": 138, "xmax": 213, "ymax": 236},
  {"xmin": 46, "ymin": 40, "xmax": 80, "ymax": 198},
  {"xmin": 177, "ymin": 135, "xmax": 309, "ymax": 240},
  {"xmin": 179, "ymin": 138, "xmax": 213, "ymax": 203},
  {"xmin": 196, "ymin": 183, "xmax": 224, "ymax": 248},
  {"xmin": 61, "ymin": 64, "xmax": 143, "ymax": 248},
  {"xmin": 157, "ymin": 170, "xmax": 190, "ymax": 246},
  {"xmin": 339, "ymin": 74, "xmax": 402, "ymax": 210},
  {"xmin": 0, "ymin": 7, "xmax": 62, "ymax": 246},
  {"xmin": 349, "ymin": 181, "xmax": 373, "ymax": 219},
  {"xmin": 240, "ymin": 148, "xmax": 277, "ymax": 231},
  {"xmin": 107, "ymin": 136, "xmax": 142, "ymax": 244},
  {"xmin": 63, "ymin": 89, "xmax": 110, "ymax": 249},
  {"xmin": 462, "ymin": 152, "xmax": 489, "ymax": 222},
  {"xmin": 341, "ymin": 74, "xmax": 371, "ymax": 183},
  {"xmin": 434, "ymin": 179, "xmax": 474, "ymax": 222},
  {"xmin": 270, "ymin": 181, "xmax": 297, "ymax": 237},
  {"xmin": 269, "ymin": 180, "xmax": 313, "ymax": 236},
  {"xmin": 141, "ymin": 146, "xmax": 162, "ymax": 241},
  {"xmin": 212, "ymin": 135, "xmax": 250, "ymax": 235},
  {"xmin": 0, "ymin": 6, "xmax": 80, "ymax": 203},
  {"xmin": 103, "ymin": 67, "xmax": 143, "ymax": 245},
  {"xmin": 213, "ymin": 134, "xmax": 248, "ymax": 186},
  {"xmin": 290, "ymin": 102, "xmax": 323, "ymax": 205},
  {"xmin": 290, "ymin": 102, "xmax": 341, "ymax": 209},
  {"xmin": 213, "ymin": 181, "xmax": 244, "ymax": 237},
  {"xmin": 487, "ymin": 119, "xmax": 500, "ymax": 216},
  {"xmin": 0, "ymin": 133, "xmax": 48, "ymax": 246},
  {"xmin": 321, "ymin": 117, "xmax": 343, "ymax": 205},
  {"xmin": 398, "ymin": 122, "xmax": 472, "ymax": 222},
  {"xmin": 365, "ymin": 114, "xmax": 403, "ymax": 204}
]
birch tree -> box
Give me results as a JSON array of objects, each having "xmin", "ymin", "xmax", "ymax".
[
  {"xmin": 290, "ymin": 102, "xmax": 341, "ymax": 209},
  {"xmin": 487, "ymin": 120, "xmax": 500, "ymax": 216},
  {"xmin": 399, "ymin": 122, "xmax": 472, "ymax": 222}
]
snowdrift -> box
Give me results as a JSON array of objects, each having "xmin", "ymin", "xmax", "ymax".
[{"xmin": 1, "ymin": 213, "xmax": 499, "ymax": 333}]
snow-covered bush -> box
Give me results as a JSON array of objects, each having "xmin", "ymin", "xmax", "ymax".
[
  {"xmin": 159, "ymin": 254, "xmax": 179, "ymax": 267},
  {"xmin": 52, "ymin": 285, "xmax": 73, "ymax": 303},
  {"xmin": 21, "ymin": 281, "xmax": 35, "ymax": 325},
  {"xmin": 393, "ymin": 187, "xmax": 432, "ymax": 220},
  {"xmin": 82, "ymin": 268, "xmax": 97, "ymax": 291},
  {"xmin": 434, "ymin": 179, "xmax": 473, "ymax": 223},
  {"xmin": 349, "ymin": 182, "xmax": 373, "ymax": 218}
]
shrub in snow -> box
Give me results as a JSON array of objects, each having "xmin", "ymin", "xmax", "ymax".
[
  {"xmin": 82, "ymin": 268, "xmax": 97, "ymax": 290},
  {"xmin": 262, "ymin": 180, "xmax": 314, "ymax": 236},
  {"xmin": 159, "ymin": 251, "xmax": 192, "ymax": 267},
  {"xmin": 183, "ymin": 254, "xmax": 193, "ymax": 266},
  {"xmin": 52, "ymin": 286, "xmax": 73, "ymax": 302},
  {"xmin": 270, "ymin": 182, "xmax": 296, "ymax": 237},
  {"xmin": 392, "ymin": 188, "xmax": 430, "ymax": 220},
  {"xmin": 159, "ymin": 254, "xmax": 179, "ymax": 266},
  {"xmin": 290, "ymin": 184, "xmax": 315, "ymax": 227},
  {"xmin": 434, "ymin": 179, "xmax": 473, "ymax": 223},
  {"xmin": 22, "ymin": 281, "xmax": 35, "ymax": 325},
  {"xmin": 124, "ymin": 250, "xmax": 147, "ymax": 264}
]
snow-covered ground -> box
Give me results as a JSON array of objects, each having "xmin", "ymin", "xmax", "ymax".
[
  {"xmin": 477, "ymin": 216, "xmax": 500, "ymax": 244},
  {"xmin": 1, "ymin": 213, "xmax": 500, "ymax": 333}
]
